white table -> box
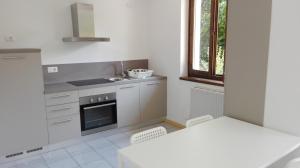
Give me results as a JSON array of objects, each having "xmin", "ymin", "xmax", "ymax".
[{"xmin": 118, "ymin": 117, "xmax": 300, "ymax": 168}]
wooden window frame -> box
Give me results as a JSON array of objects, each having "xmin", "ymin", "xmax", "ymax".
[{"xmin": 188, "ymin": 0, "xmax": 227, "ymax": 81}]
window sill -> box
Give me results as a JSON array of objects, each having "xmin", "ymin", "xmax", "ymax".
[{"xmin": 180, "ymin": 76, "xmax": 224, "ymax": 87}]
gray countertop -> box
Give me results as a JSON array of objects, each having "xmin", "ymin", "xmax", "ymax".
[{"xmin": 44, "ymin": 75, "xmax": 167, "ymax": 94}]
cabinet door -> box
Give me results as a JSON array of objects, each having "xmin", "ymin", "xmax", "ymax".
[
  {"xmin": 48, "ymin": 114, "xmax": 81, "ymax": 144},
  {"xmin": 140, "ymin": 80, "xmax": 167, "ymax": 122},
  {"xmin": 117, "ymin": 83, "xmax": 140, "ymax": 127},
  {"xmin": 0, "ymin": 52, "xmax": 48, "ymax": 156}
]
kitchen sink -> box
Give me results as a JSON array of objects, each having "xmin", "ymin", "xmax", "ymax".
[{"xmin": 107, "ymin": 77, "xmax": 130, "ymax": 82}]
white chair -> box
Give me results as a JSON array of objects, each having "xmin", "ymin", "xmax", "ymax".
[
  {"xmin": 130, "ymin": 126, "xmax": 167, "ymax": 145},
  {"xmin": 285, "ymin": 158, "xmax": 300, "ymax": 168},
  {"xmin": 186, "ymin": 115, "xmax": 214, "ymax": 128}
]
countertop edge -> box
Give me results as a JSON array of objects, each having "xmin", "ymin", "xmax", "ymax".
[
  {"xmin": 0, "ymin": 48, "xmax": 41, "ymax": 54},
  {"xmin": 44, "ymin": 75, "xmax": 167, "ymax": 94}
]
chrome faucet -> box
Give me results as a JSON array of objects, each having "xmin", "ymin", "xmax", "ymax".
[{"xmin": 121, "ymin": 61, "xmax": 126, "ymax": 77}]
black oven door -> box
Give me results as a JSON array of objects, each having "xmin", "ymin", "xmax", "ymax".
[{"xmin": 80, "ymin": 100, "xmax": 117, "ymax": 131}]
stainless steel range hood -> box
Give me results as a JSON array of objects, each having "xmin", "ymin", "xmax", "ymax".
[{"xmin": 63, "ymin": 3, "xmax": 110, "ymax": 42}]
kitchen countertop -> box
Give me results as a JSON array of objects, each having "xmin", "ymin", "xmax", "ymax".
[{"xmin": 44, "ymin": 75, "xmax": 167, "ymax": 94}]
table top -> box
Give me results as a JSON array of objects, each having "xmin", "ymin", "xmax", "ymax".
[{"xmin": 119, "ymin": 117, "xmax": 300, "ymax": 168}]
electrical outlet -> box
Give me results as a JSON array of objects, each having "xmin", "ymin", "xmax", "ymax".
[
  {"xmin": 4, "ymin": 35, "xmax": 15, "ymax": 42},
  {"xmin": 47, "ymin": 67, "xmax": 58, "ymax": 73}
]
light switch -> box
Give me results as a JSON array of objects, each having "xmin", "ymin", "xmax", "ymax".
[{"xmin": 47, "ymin": 67, "xmax": 58, "ymax": 73}]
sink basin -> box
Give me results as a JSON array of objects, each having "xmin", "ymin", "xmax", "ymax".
[{"xmin": 107, "ymin": 77, "xmax": 129, "ymax": 82}]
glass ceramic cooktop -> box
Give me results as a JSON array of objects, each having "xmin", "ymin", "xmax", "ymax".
[{"xmin": 68, "ymin": 78, "xmax": 114, "ymax": 86}]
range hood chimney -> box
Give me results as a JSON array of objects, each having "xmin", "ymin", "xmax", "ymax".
[{"xmin": 63, "ymin": 3, "xmax": 110, "ymax": 42}]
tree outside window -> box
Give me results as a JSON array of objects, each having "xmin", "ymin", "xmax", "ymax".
[{"xmin": 189, "ymin": 0, "xmax": 227, "ymax": 81}]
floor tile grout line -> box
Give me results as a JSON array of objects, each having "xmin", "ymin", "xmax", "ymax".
[
  {"xmin": 106, "ymin": 138, "xmax": 124, "ymax": 149},
  {"xmin": 64, "ymin": 148, "xmax": 83, "ymax": 168},
  {"xmin": 108, "ymin": 138, "xmax": 122, "ymax": 150},
  {"xmin": 85, "ymin": 140, "xmax": 116, "ymax": 168},
  {"xmin": 0, "ymin": 123, "xmax": 179, "ymax": 168},
  {"xmin": 83, "ymin": 141, "xmax": 112, "ymax": 167},
  {"xmin": 42, "ymin": 148, "xmax": 81, "ymax": 168},
  {"xmin": 0, "ymin": 159, "xmax": 16, "ymax": 167},
  {"xmin": 1, "ymin": 150, "xmax": 52, "ymax": 168},
  {"xmin": 40, "ymin": 154, "xmax": 51, "ymax": 168}
]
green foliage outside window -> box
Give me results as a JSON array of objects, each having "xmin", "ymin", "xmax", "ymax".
[{"xmin": 199, "ymin": 0, "xmax": 227, "ymax": 75}]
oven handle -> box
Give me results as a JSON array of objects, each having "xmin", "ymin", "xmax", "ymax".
[{"xmin": 83, "ymin": 102, "xmax": 116, "ymax": 110}]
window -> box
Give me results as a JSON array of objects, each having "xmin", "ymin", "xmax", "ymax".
[{"xmin": 188, "ymin": 0, "xmax": 227, "ymax": 81}]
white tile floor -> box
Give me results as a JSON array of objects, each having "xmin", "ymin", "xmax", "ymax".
[{"xmin": 0, "ymin": 122, "xmax": 179, "ymax": 168}]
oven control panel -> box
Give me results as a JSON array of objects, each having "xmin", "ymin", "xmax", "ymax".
[{"xmin": 79, "ymin": 93, "xmax": 116, "ymax": 105}]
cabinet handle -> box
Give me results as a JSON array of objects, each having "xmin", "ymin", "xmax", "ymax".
[
  {"xmin": 50, "ymin": 108, "xmax": 72, "ymax": 113},
  {"xmin": 147, "ymin": 83, "xmax": 160, "ymax": 86},
  {"xmin": 50, "ymin": 95, "xmax": 71, "ymax": 99},
  {"xmin": 120, "ymin": 86, "xmax": 136, "ymax": 90},
  {"xmin": 52, "ymin": 119, "xmax": 72, "ymax": 125},
  {"xmin": 1, "ymin": 56, "xmax": 25, "ymax": 60}
]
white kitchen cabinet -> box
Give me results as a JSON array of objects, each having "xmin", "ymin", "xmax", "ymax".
[
  {"xmin": 46, "ymin": 102, "xmax": 79, "ymax": 119},
  {"xmin": 117, "ymin": 83, "xmax": 141, "ymax": 127},
  {"xmin": 0, "ymin": 49, "xmax": 48, "ymax": 157},
  {"xmin": 45, "ymin": 91, "xmax": 79, "ymax": 106},
  {"xmin": 47, "ymin": 114, "xmax": 81, "ymax": 144},
  {"xmin": 45, "ymin": 91, "xmax": 80, "ymax": 144},
  {"xmin": 140, "ymin": 80, "xmax": 167, "ymax": 122}
]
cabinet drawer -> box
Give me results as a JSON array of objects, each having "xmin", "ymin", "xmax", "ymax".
[
  {"xmin": 45, "ymin": 91, "xmax": 79, "ymax": 106},
  {"xmin": 47, "ymin": 114, "xmax": 81, "ymax": 144},
  {"xmin": 46, "ymin": 103, "xmax": 79, "ymax": 119}
]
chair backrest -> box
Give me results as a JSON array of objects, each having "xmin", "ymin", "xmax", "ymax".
[
  {"xmin": 186, "ymin": 115, "xmax": 214, "ymax": 128},
  {"xmin": 130, "ymin": 126, "xmax": 167, "ymax": 145},
  {"xmin": 285, "ymin": 158, "xmax": 300, "ymax": 168}
]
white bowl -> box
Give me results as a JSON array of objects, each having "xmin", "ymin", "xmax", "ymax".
[{"xmin": 127, "ymin": 69, "xmax": 154, "ymax": 79}]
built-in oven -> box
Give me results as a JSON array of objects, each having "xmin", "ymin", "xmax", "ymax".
[{"xmin": 80, "ymin": 93, "xmax": 117, "ymax": 135}]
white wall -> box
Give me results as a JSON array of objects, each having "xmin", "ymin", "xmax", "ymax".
[
  {"xmin": 224, "ymin": 0, "xmax": 272, "ymax": 126},
  {"xmin": 264, "ymin": 0, "xmax": 300, "ymax": 136},
  {"xmin": 0, "ymin": 0, "xmax": 149, "ymax": 65},
  {"xmin": 0, "ymin": 0, "xmax": 224, "ymax": 125},
  {"xmin": 146, "ymin": 0, "xmax": 300, "ymax": 133},
  {"xmin": 147, "ymin": 0, "xmax": 223, "ymax": 125}
]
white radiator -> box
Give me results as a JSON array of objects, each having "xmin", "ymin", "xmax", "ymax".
[{"xmin": 190, "ymin": 87, "xmax": 224, "ymax": 119}]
